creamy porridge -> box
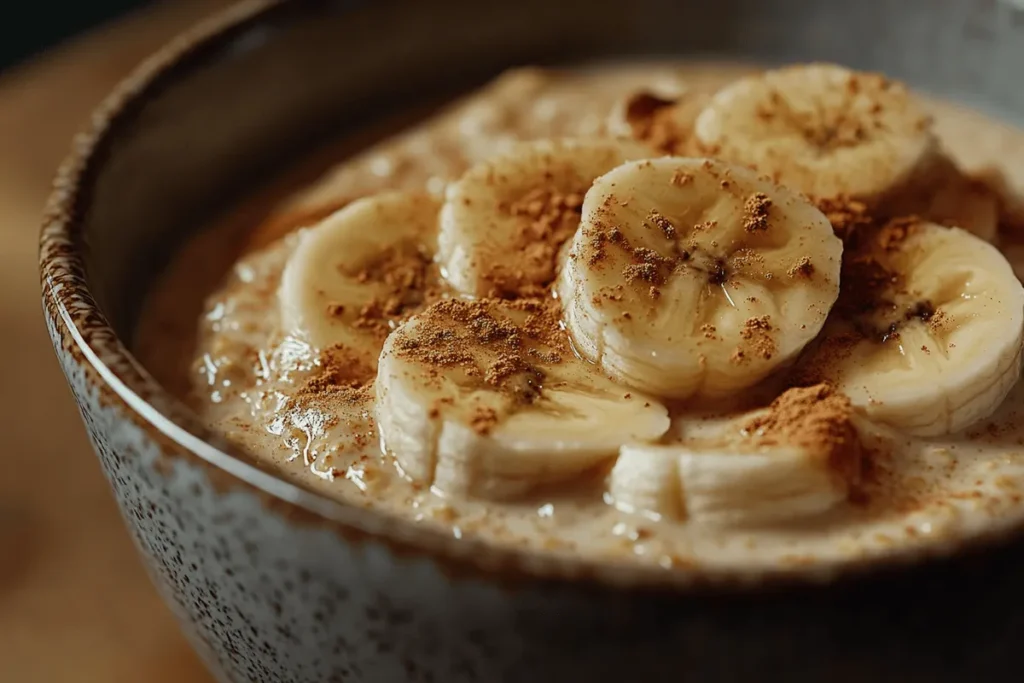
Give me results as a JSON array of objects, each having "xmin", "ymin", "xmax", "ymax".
[{"xmin": 135, "ymin": 62, "xmax": 1024, "ymax": 574}]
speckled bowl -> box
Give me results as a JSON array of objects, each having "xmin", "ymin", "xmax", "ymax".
[{"xmin": 39, "ymin": 0, "xmax": 1024, "ymax": 681}]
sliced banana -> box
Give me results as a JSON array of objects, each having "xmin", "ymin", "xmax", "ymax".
[
  {"xmin": 559, "ymin": 157, "xmax": 843, "ymax": 400},
  {"xmin": 607, "ymin": 446, "xmax": 684, "ymax": 519},
  {"xmin": 278, "ymin": 191, "xmax": 440, "ymax": 359},
  {"xmin": 438, "ymin": 138, "xmax": 652, "ymax": 298},
  {"xmin": 606, "ymin": 88, "xmax": 710, "ymax": 154},
  {"xmin": 796, "ymin": 221, "xmax": 1024, "ymax": 436},
  {"xmin": 609, "ymin": 384, "xmax": 862, "ymax": 525},
  {"xmin": 375, "ymin": 298, "xmax": 670, "ymax": 499},
  {"xmin": 693, "ymin": 63, "xmax": 938, "ymax": 203},
  {"xmin": 612, "ymin": 444, "xmax": 848, "ymax": 526}
]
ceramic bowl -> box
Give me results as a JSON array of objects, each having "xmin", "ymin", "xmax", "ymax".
[{"xmin": 40, "ymin": 0, "xmax": 1024, "ymax": 681}]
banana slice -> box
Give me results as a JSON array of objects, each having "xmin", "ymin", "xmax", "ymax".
[
  {"xmin": 559, "ymin": 157, "xmax": 843, "ymax": 400},
  {"xmin": 609, "ymin": 384, "xmax": 862, "ymax": 525},
  {"xmin": 375, "ymin": 298, "xmax": 670, "ymax": 499},
  {"xmin": 693, "ymin": 63, "xmax": 938, "ymax": 203},
  {"xmin": 438, "ymin": 138, "xmax": 652, "ymax": 298},
  {"xmin": 278, "ymin": 191, "xmax": 440, "ymax": 359},
  {"xmin": 795, "ymin": 220, "xmax": 1024, "ymax": 435},
  {"xmin": 606, "ymin": 88, "xmax": 710, "ymax": 154},
  {"xmin": 612, "ymin": 444, "xmax": 848, "ymax": 526},
  {"xmin": 607, "ymin": 446, "xmax": 684, "ymax": 519}
]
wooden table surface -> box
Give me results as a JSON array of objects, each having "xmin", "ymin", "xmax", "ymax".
[{"xmin": 0, "ymin": 2, "xmax": 235, "ymax": 680}]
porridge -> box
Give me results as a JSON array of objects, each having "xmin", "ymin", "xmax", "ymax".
[{"xmin": 135, "ymin": 62, "xmax": 1024, "ymax": 573}]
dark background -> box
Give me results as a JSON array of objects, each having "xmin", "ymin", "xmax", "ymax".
[{"xmin": 1, "ymin": 1, "xmax": 151, "ymax": 70}]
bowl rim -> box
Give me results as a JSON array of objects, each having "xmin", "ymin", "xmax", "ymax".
[{"xmin": 38, "ymin": 0, "xmax": 1024, "ymax": 593}]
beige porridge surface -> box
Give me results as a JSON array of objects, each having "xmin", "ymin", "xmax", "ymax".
[{"xmin": 136, "ymin": 62, "xmax": 1024, "ymax": 576}]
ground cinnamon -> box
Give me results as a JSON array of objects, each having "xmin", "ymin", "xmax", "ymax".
[
  {"xmin": 744, "ymin": 383, "xmax": 863, "ymax": 484},
  {"xmin": 743, "ymin": 192, "xmax": 772, "ymax": 232},
  {"xmin": 344, "ymin": 242, "xmax": 442, "ymax": 341},
  {"xmin": 648, "ymin": 209, "xmax": 677, "ymax": 239},
  {"xmin": 393, "ymin": 298, "xmax": 566, "ymax": 417},
  {"xmin": 788, "ymin": 256, "xmax": 814, "ymax": 278},
  {"xmin": 298, "ymin": 344, "xmax": 376, "ymax": 404},
  {"xmin": 621, "ymin": 92, "xmax": 692, "ymax": 154},
  {"xmin": 484, "ymin": 188, "xmax": 583, "ymax": 298},
  {"xmin": 740, "ymin": 315, "xmax": 776, "ymax": 360}
]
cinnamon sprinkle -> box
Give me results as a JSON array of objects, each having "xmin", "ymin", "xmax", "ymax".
[
  {"xmin": 788, "ymin": 257, "xmax": 815, "ymax": 278},
  {"xmin": 486, "ymin": 188, "xmax": 583, "ymax": 298},
  {"xmin": 815, "ymin": 196, "xmax": 872, "ymax": 242},
  {"xmin": 621, "ymin": 92, "xmax": 689, "ymax": 154},
  {"xmin": 743, "ymin": 192, "xmax": 773, "ymax": 232},
  {"xmin": 623, "ymin": 263, "xmax": 663, "ymax": 285},
  {"xmin": 622, "ymin": 244, "xmax": 675, "ymax": 288},
  {"xmin": 744, "ymin": 383, "xmax": 863, "ymax": 485},
  {"xmin": 298, "ymin": 344, "xmax": 375, "ymax": 404},
  {"xmin": 341, "ymin": 243, "xmax": 441, "ymax": 340},
  {"xmin": 648, "ymin": 209, "xmax": 677, "ymax": 239},
  {"xmin": 393, "ymin": 298, "xmax": 566, "ymax": 412},
  {"xmin": 585, "ymin": 224, "xmax": 625, "ymax": 267},
  {"xmin": 739, "ymin": 315, "xmax": 776, "ymax": 361}
]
